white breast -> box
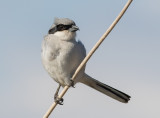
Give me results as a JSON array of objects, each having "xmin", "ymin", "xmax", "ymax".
[{"xmin": 41, "ymin": 33, "xmax": 85, "ymax": 86}]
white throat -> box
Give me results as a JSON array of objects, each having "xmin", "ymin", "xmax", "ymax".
[{"xmin": 54, "ymin": 30, "xmax": 76, "ymax": 41}]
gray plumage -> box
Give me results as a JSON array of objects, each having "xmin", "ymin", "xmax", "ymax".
[
  {"xmin": 54, "ymin": 17, "xmax": 76, "ymax": 25},
  {"xmin": 41, "ymin": 18, "xmax": 130, "ymax": 103}
]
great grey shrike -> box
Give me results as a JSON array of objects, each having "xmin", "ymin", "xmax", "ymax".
[{"xmin": 41, "ymin": 18, "xmax": 130, "ymax": 104}]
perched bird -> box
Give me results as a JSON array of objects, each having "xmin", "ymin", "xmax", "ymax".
[{"xmin": 41, "ymin": 18, "xmax": 130, "ymax": 104}]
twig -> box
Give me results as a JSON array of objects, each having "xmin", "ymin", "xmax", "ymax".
[{"xmin": 43, "ymin": 0, "xmax": 133, "ymax": 117}]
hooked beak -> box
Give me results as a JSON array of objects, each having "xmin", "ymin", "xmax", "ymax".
[{"xmin": 69, "ymin": 25, "xmax": 79, "ymax": 32}]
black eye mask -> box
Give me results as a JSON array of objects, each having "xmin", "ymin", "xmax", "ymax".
[
  {"xmin": 56, "ymin": 24, "xmax": 72, "ymax": 31},
  {"xmin": 48, "ymin": 24, "xmax": 72, "ymax": 34}
]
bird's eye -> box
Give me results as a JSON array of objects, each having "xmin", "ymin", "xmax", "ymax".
[
  {"xmin": 57, "ymin": 24, "xmax": 72, "ymax": 31},
  {"xmin": 57, "ymin": 24, "xmax": 64, "ymax": 31}
]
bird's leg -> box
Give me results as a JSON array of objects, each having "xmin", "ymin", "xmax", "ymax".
[
  {"xmin": 54, "ymin": 84, "xmax": 64, "ymax": 105},
  {"xmin": 54, "ymin": 84, "xmax": 61, "ymax": 100}
]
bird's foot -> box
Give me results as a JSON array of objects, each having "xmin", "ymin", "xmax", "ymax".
[
  {"xmin": 54, "ymin": 95, "xmax": 64, "ymax": 105},
  {"xmin": 70, "ymin": 80, "xmax": 75, "ymax": 88}
]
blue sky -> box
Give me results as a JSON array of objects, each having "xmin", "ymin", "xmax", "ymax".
[{"xmin": 1, "ymin": 0, "xmax": 160, "ymax": 118}]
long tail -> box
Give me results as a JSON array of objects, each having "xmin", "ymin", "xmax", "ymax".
[{"xmin": 80, "ymin": 73, "xmax": 131, "ymax": 103}]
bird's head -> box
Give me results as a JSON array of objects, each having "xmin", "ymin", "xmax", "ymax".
[{"xmin": 48, "ymin": 18, "xmax": 79, "ymax": 41}]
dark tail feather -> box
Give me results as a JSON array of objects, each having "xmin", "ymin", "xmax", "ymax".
[{"xmin": 80, "ymin": 74, "xmax": 131, "ymax": 103}]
